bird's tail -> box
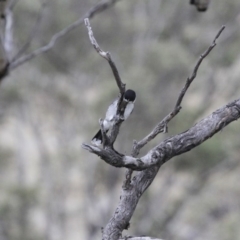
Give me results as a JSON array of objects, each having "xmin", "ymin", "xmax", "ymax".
[
  {"xmin": 91, "ymin": 130, "xmax": 102, "ymax": 146},
  {"xmin": 91, "ymin": 129, "xmax": 109, "ymax": 146},
  {"xmin": 91, "ymin": 129, "xmax": 102, "ymax": 146}
]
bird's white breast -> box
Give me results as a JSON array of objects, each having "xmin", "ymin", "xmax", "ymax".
[
  {"xmin": 103, "ymin": 99, "xmax": 134, "ymax": 131},
  {"xmin": 124, "ymin": 102, "xmax": 134, "ymax": 120}
]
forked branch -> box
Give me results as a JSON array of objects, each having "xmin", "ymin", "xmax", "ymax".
[
  {"xmin": 0, "ymin": 0, "xmax": 122, "ymax": 82},
  {"xmin": 82, "ymin": 26, "xmax": 228, "ymax": 240},
  {"xmin": 83, "ymin": 98, "xmax": 240, "ymax": 170},
  {"xmin": 9, "ymin": 0, "xmax": 122, "ymax": 70},
  {"xmin": 131, "ymin": 25, "xmax": 225, "ymax": 157},
  {"xmin": 83, "ymin": 26, "xmax": 226, "ymax": 169}
]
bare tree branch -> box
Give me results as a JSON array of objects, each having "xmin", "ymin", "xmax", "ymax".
[
  {"xmin": 98, "ymin": 26, "xmax": 226, "ymax": 240},
  {"xmin": 82, "ymin": 143, "xmax": 152, "ymax": 170},
  {"xmin": 83, "ymin": 97, "xmax": 240, "ymax": 170},
  {"xmin": 84, "ymin": 18, "xmax": 125, "ymax": 94},
  {"xmin": 4, "ymin": 1, "xmax": 14, "ymax": 60},
  {"xmin": 9, "ymin": 0, "xmax": 122, "ymax": 70},
  {"xmin": 0, "ymin": 0, "xmax": 16, "ymax": 81},
  {"xmin": 83, "ymin": 26, "xmax": 225, "ymax": 172},
  {"xmin": 175, "ymin": 25, "xmax": 225, "ymax": 108},
  {"xmin": 131, "ymin": 25, "xmax": 225, "ymax": 157},
  {"xmin": 11, "ymin": 0, "xmax": 47, "ymax": 63}
]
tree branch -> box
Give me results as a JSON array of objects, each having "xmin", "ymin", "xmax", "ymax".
[
  {"xmin": 9, "ymin": 0, "xmax": 122, "ymax": 70},
  {"xmin": 84, "ymin": 18, "xmax": 125, "ymax": 94},
  {"xmin": 83, "ymin": 98, "xmax": 240, "ymax": 171},
  {"xmin": 11, "ymin": 0, "xmax": 47, "ymax": 63},
  {"xmin": 3, "ymin": 0, "xmax": 14, "ymax": 60},
  {"xmin": 132, "ymin": 25, "xmax": 225, "ymax": 157},
  {"xmin": 82, "ymin": 143, "xmax": 155, "ymax": 170},
  {"xmin": 83, "ymin": 26, "xmax": 226, "ymax": 173},
  {"xmin": 175, "ymin": 25, "xmax": 225, "ymax": 108},
  {"xmin": 100, "ymin": 26, "xmax": 226, "ymax": 240}
]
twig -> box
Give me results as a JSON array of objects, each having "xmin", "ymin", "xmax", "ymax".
[
  {"xmin": 9, "ymin": 0, "xmax": 121, "ymax": 70},
  {"xmin": 175, "ymin": 25, "xmax": 225, "ymax": 109},
  {"xmin": 11, "ymin": 0, "xmax": 47, "ymax": 63},
  {"xmin": 82, "ymin": 142, "xmax": 156, "ymax": 170},
  {"xmin": 84, "ymin": 18, "xmax": 125, "ymax": 94},
  {"xmin": 125, "ymin": 25, "xmax": 225, "ymax": 186},
  {"xmin": 131, "ymin": 25, "xmax": 225, "ymax": 157},
  {"xmin": 4, "ymin": 1, "xmax": 14, "ymax": 60}
]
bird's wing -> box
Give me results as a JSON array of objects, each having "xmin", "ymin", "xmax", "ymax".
[{"xmin": 105, "ymin": 98, "xmax": 118, "ymax": 121}]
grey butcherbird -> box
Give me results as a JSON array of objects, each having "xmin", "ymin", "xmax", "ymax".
[{"xmin": 91, "ymin": 89, "xmax": 136, "ymax": 146}]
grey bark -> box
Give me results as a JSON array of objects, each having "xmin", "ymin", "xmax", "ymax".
[
  {"xmin": 101, "ymin": 99, "xmax": 240, "ymax": 240},
  {"xmin": 83, "ymin": 99, "xmax": 240, "ymax": 171}
]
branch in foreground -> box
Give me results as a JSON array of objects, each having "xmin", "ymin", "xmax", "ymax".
[
  {"xmin": 101, "ymin": 27, "xmax": 226, "ymax": 240},
  {"xmin": 9, "ymin": 0, "xmax": 121, "ymax": 70},
  {"xmin": 101, "ymin": 98, "xmax": 240, "ymax": 240},
  {"xmin": 82, "ymin": 144, "xmax": 157, "ymax": 170},
  {"xmin": 83, "ymin": 98, "xmax": 240, "ymax": 170}
]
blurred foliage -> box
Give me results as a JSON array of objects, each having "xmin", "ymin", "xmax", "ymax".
[{"xmin": 0, "ymin": 0, "xmax": 240, "ymax": 240}]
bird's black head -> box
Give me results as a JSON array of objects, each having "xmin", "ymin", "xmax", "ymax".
[{"xmin": 124, "ymin": 89, "xmax": 136, "ymax": 102}]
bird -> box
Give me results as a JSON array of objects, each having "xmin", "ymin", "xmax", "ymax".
[{"xmin": 91, "ymin": 89, "xmax": 136, "ymax": 146}]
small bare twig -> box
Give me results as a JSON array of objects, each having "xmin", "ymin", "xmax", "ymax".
[
  {"xmin": 131, "ymin": 25, "xmax": 225, "ymax": 157},
  {"xmin": 11, "ymin": 0, "xmax": 47, "ymax": 63},
  {"xmin": 175, "ymin": 25, "xmax": 225, "ymax": 109},
  {"xmin": 9, "ymin": 0, "xmax": 122, "ymax": 70},
  {"xmin": 84, "ymin": 18, "xmax": 125, "ymax": 94},
  {"xmin": 4, "ymin": 1, "xmax": 14, "ymax": 60},
  {"xmin": 125, "ymin": 26, "xmax": 225, "ymax": 185}
]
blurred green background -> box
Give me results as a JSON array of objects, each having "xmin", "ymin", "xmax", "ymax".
[{"xmin": 1, "ymin": 0, "xmax": 240, "ymax": 239}]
